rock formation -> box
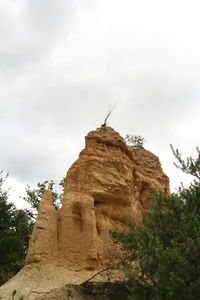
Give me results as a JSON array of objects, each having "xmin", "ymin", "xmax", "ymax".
[{"xmin": 0, "ymin": 126, "xmax": 169, "ymax": 299}]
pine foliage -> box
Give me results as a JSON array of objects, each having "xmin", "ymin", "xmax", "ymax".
[{"xmin": 112, "ymin": 147, "xmax": 200, "ymax": 300}]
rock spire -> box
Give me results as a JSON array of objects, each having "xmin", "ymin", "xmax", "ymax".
[{"xmin": 0, "ymin": 126, "xmax": 169, "ymax": 299}]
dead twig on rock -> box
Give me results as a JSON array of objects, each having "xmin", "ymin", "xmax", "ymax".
[{"xmin": 101, "ymin": 105, "xmax": 116, "ymax": 127}]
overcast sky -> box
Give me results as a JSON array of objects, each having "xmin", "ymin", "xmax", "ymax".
[{"xmin": 0, "ymin": 0, "xmax": 200, "ymax": 208}]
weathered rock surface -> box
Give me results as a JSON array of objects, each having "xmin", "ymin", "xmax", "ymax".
[{"xmin": 0, "ymin": 126, "xmax": 169, "ymax": 299}]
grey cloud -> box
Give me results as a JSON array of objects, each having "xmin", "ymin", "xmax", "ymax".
[
  {"xmin": 25, "ymin": 0, "xmax": 77, "ymax": 31},
  {"xmin": 0, "ymin": 0, "xmax": 78, "ymax": 74}
]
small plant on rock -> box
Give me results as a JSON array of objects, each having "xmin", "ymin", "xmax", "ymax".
[
  {"xmin": 66, "ymin": 286, "xmax": 74, "ymax": 299},
  {"xmin": 12, "ymin": 289, "xmax": 17, "ymax": 300},
  {"xmin": 125, "ymin": 134, "xmax": 145, "ymax": 147}
]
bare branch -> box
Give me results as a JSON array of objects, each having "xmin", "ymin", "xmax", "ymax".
[{"xmin": 101, "ymin": 105, "xmax": 116, "ymax": 127}]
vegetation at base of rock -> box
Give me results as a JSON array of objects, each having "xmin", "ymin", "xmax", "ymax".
[
  {"xmin": 112, "ymin": 147, "xmax": 200, "ymax": 300},
  {"xmin": 125, "ymin": 134, "xmax": 145, "ymax": 147},
  {"xmin": 0, "ymin": 171, "xmax": 33, "ymax": 286},
  {"xmin": 74, "ymin": 282, "xmax": 129, "ymax": 300},
  {"xmin": 36, "ymin": 282, "xmax": 128, "ymax": 300},
  {"xmin": 81, "ymin": 281, "xmax": 129, "ymax": 299}
]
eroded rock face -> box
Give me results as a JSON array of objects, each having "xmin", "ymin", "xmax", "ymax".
[{"xmin": 0, "ymin": 126, "xmax": 169, "ymax": 299}]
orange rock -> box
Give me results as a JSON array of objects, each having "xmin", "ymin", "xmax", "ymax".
[{"xmin": 0, "ymin": 126, "xmax": 169, "ymax": 299}]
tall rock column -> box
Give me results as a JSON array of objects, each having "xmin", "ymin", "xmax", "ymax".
[{"xmin": 26, "ymin": 190, "xmax": 58, "ymax": 265}]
